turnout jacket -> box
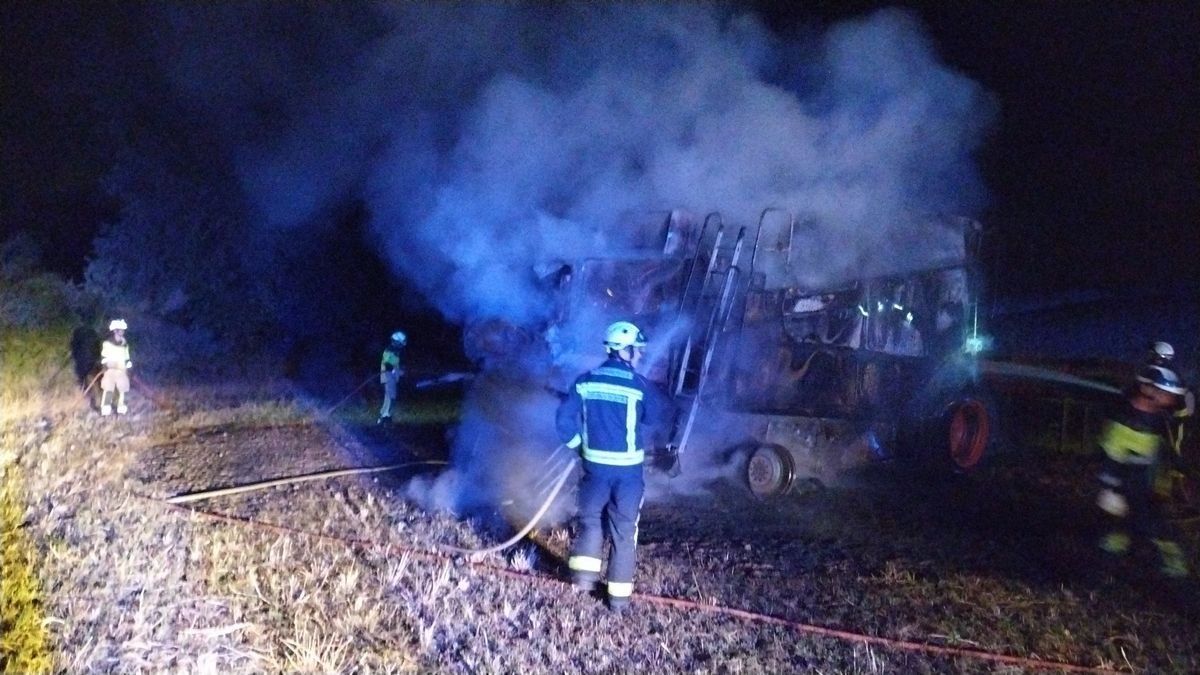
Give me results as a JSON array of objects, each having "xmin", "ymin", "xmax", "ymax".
[
  {"xmin": 1099, "ymin": 403, "xmax": 1173, "ymax": 472},
  {"xmin": 380, "ymin": 346, "xmax": 403, "ymax": 375},
  {"xmin": 101, "ymin": 340, "xmax": 131, "ymax": 370},
  {"xmin": 556, "ymin": 356, "xmax": 671, "ymax": 466}
]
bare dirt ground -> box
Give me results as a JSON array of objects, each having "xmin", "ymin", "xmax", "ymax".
[{"xmin": 10, "ymin": 383, "xmax": 1200, "ymax": 673}]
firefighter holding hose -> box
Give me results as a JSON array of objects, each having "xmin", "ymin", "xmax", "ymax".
[
  {"xmin": 556, "ymin": 321, "xmax": 671, "ymax": 612},
  {"xmin": 1097, "ymin": 364, "xmax": 1192, "ymax": 578},
  {"xmin": 98, "ymin": 318, "xmax": 132, "ymax": 416}
]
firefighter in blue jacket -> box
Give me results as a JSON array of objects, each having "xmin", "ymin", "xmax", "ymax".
[
  {"xmin": 1097, "ymin": 364, "xmax": 1191, "ymax": 578},
  {"xmin": 556, "ymin": 321, "xmax": 671, "ymax": 612}
]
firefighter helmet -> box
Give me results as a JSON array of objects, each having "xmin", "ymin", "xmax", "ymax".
[
  {"xmin": 603, "ymin": 321, "xmax": 647, "ymax": 350},
  {"xmin": 1136, "ymin": 365, "xmax": 1186, "ymax": 395},
  {"xmin": 109, "ymin": 319, "xmax": 128, "ymax": 331},
  {"xmin": 1149, "ymin": 341, "xmax": 1174, "ymax": 362},
  {"xmin": 391, "ymin": 331, "xmax": 407, "ymax": 346}
]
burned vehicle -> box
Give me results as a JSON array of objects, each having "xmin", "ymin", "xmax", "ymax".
[{"xmin": 482, "ymin": 209, "xmax": 995, "ymax": 497}]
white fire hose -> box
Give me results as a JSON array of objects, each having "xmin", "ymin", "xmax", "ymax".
[
  {"xmin": 164, "ymin": 445, "xmax": 580, "ymax": 557},
  {"xmin": 440, "ymin": 456, "xmax": 577, "ymax": 556}
]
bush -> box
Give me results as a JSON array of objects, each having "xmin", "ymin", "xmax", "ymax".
[{"xmin": 0, "ymin": 263, "xmax": 94, "ymax": 419}]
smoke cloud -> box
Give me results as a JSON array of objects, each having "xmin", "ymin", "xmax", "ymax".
[{"xmin": 149, "ymin": 2, "xmax": 994, "ymax": 517}]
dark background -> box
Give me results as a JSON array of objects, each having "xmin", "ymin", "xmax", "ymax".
[
  {"xmin": 3, "ymin": 2, "xmax": 1197, "ymax": 361},
  {"xmin": 755, "ymin": 1, "xmax": 1198, "ymax": 300}
]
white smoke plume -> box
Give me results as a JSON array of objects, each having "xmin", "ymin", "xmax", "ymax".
[
  {"xmin": 152, "ymin": 2, "xmax": 995, "ymax": 517},
  {"xmin": 205, "ymin": 3, "xmax": 994, "ymax": 326}
]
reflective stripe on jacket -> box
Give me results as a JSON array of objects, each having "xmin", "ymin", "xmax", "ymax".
[
  {"xmin": 555, "ymin": 356, "xmax": 669, "ymax": 466},
  {"xmin": 101, "ymin": 340, "xmax": 131, "ymax": 370},
  {"xmin": 1099, "ymin": 406, "xmax": 1163, "ymax": 466},
  {"xmin": 380, "ymin": 348, "xmax": 402, "ymax": 373}
]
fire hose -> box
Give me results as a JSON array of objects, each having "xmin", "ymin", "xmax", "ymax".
[
  {"xmin": 144, "ymin": 440, "xmax": 1117, "ymax": 672},
  {"xmin": 147, "ymin": 491, "xmax": 1117, "ymax": 673},
  {"xmin": 161, "ymin": 445, "xmax": 578, "ymax": 558},
  {"xmin": 79, "ymin": 370, "xmax": 104, "ymax": 402},
  {"xmin": 164, "ymin": 460, "xmax": 449, "ymax": 504},
  {"xmin": 323, "ymin": 373, "xmax": 380, "ymax": 417},
  {"xmin": 440, "ymin": 458, "xmax": 576, "ymax": 556}
]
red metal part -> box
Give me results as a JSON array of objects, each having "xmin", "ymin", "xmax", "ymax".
[{"xmin": 948, "ymin": 399, "xmax": 990, "ymax": 470}]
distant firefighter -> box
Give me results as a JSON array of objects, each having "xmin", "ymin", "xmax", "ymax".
[
  {"xmin": 1141, "ymin": 341, "xmax": 1195, "ymax": 503},
  {"xmin": 378, "ymin": 330, "xmax": 407, "ymax": 424},
  {"xmin": 99, "ymin": 318, "xmax": 132, "ymax": 416},
  {"xmin": 1097, "ymin": 364, "xmax": 1191, "ymax": 578},
  {"xmin": 556, "ymin": 321, "xmax": 671, "ymax": 612}
]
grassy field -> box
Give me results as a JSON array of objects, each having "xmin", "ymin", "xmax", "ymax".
[{"xmin": 3, "ymin": 376, "xmax": 1199, "ymax": 672}]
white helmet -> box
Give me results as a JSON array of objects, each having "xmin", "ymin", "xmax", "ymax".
[
  {"xmin": 109, "ymin": 319, "xmax": 128, "ymax": 331},
  {"xmin": 390, "ymin": 331, "xmax": 407, "ymax": 345},
  {"xmin": 1149, "ymin": 341, "xmax": 1174, "ymax": 362},
  {"xmin": 603, "ymin": 321, "xmax": 647, "ymax": 350},
  {"xmin": 1137, "ymin": 365, "xmax": 1186, "ymax": 395}
]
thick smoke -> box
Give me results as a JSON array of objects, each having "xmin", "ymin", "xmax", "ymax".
[
  {"xmin": 200, "ymin": 3, "xmax": 993, "ymax": 325},
  {"xmin": 151, "ymin": 3, "xmax": 994, "ymax": 517}
]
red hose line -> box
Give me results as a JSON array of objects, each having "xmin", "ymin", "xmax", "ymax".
[{"xmin": 144, "ymin": 496, "xmax": 1116, "ymax": 673}]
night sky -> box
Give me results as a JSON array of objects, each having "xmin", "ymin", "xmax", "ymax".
[{"xmin": 2, "ymin": 1, "xmax": 1197, "ymax": 302}]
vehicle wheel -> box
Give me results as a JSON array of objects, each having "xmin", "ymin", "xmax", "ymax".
[
  {"xmin": 746, "ymin": 444, "xmax": 795, "ymax": 498},
  {"xmin": 943, "ymin": 397, "xmax": 992, "ymax": 472}
]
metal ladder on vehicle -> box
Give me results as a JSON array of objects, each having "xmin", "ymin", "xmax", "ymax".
[
  {"xmin": 669, "ymin": 208, "xmax": 794, "ymax": 457},
  {"xmin": 669, "ymin": 223, "xmax": 751, "ymax": 456}
]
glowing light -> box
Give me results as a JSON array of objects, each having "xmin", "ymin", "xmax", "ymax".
[
  {"xmin": 963, "ymin": 335, "xmax": 992, "ymax": 354},
  {"xmin": 857, "ymin": 305, "xmax": 869, "ymax": 317}
]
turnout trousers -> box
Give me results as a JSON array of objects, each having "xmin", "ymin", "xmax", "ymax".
[
  {"xmin": 1100, "ymin": 463, "xmax": 1189, "ymax": 578},
  {"xmin": 569, "ymin": 460, "xmax": 645, "ymax": 601},
  {"xmin": 379, "ymin": 371, "xmax": 399, "ymax": 418}
]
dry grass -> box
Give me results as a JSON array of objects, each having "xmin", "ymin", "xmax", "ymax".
[{"xmin": 4, "ymin": 383, "xmax": 1199, "ymax": 673}]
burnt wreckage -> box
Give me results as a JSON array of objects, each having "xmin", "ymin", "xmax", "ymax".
[{"xmin": 472, "ymin": 209, "xmax": 996, "ymax": 496}]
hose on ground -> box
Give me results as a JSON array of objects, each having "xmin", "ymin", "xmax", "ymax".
[
  {"xmin": 323, "ymin": 374, "xmax": 379, "ymax": 418},
  {"xmin": 164, "ymin": 460, "xmax": 448, "ymax": 504},
  {"xmin": 79, "ymin": 371, "xmax": 103, "ymax": 402},
  {"xmin": 440, "ymin": 457, "xmax": 577, "ymax": 556}
]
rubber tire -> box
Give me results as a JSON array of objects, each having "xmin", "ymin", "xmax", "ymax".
[
  {"xmin": 940, "ymin": 395, "xmax": 994, "ymax": 473},
  {"xmin": 746, "ymin": 444, "xmax": 796, "ymax": 499},
  {"xmin": 898, "ymin": 389, "xmax": 997, "ymax": 476}
]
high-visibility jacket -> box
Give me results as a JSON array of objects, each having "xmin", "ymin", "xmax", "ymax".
[
  {"xmin": 1100, "ymin": 404, "xmax": 1169, "ymax": 469},
  {"xmin": 555, "ymin": 356, "xmax": 671, "ymax": 466},
  {"xmin": 101, "ymin": 340, "xmax": 131, "ymax": 370},
  {"xmin": 380, "ymin": 346, "xmax": 402, "ymax": 375}
]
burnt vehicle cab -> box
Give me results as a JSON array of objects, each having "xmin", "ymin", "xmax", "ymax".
[{"xmin": 535, "ymin": 209, "xmax": 995, "ymax": 497}]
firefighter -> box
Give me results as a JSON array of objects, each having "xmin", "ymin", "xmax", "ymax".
[
  {"xmin": 98, "ymin": 319, "xmax": 132, "ymax": 416},
  {"xmin": 378, "ymin": 331, "xmax": 407, "ymax": 424},
  {"xmin": 556, "ymin": 321, "xmax": 671, "ymax": 612},
  {"xmin": 1142, "ymin": 341, "xmax": 1196, "ymax": 506},
  {"xmin": 1097, "ymin": 364, "xmax": 1191, "ymax": 578}
]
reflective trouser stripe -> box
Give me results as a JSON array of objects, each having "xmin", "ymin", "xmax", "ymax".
[
  {"xmin": 568, "ymin": 556, "xmax": 602, "ymax": 573},
  {"xmin": 607, "ymin": 581, "xmax": 633, "ymax": 598},
  {"xmin": 581, "ymin": 448, "xmax": 644, "ymax": 466},
  {"xmin": 1152, "ymin": 539, "xmax": 1190, "ymax": 577},
  {"xmin": 1100, "ymin": 532, "xmax": 1130, "ymax": 554},
  {"xmin": 1099, "ymin": 420, "xmax": 1160, "ymax": 464}
]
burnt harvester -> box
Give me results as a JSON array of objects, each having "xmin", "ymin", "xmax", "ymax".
[{"xmin": 479, "ymin": 209, "xmax": 997, "ymax": 497}]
